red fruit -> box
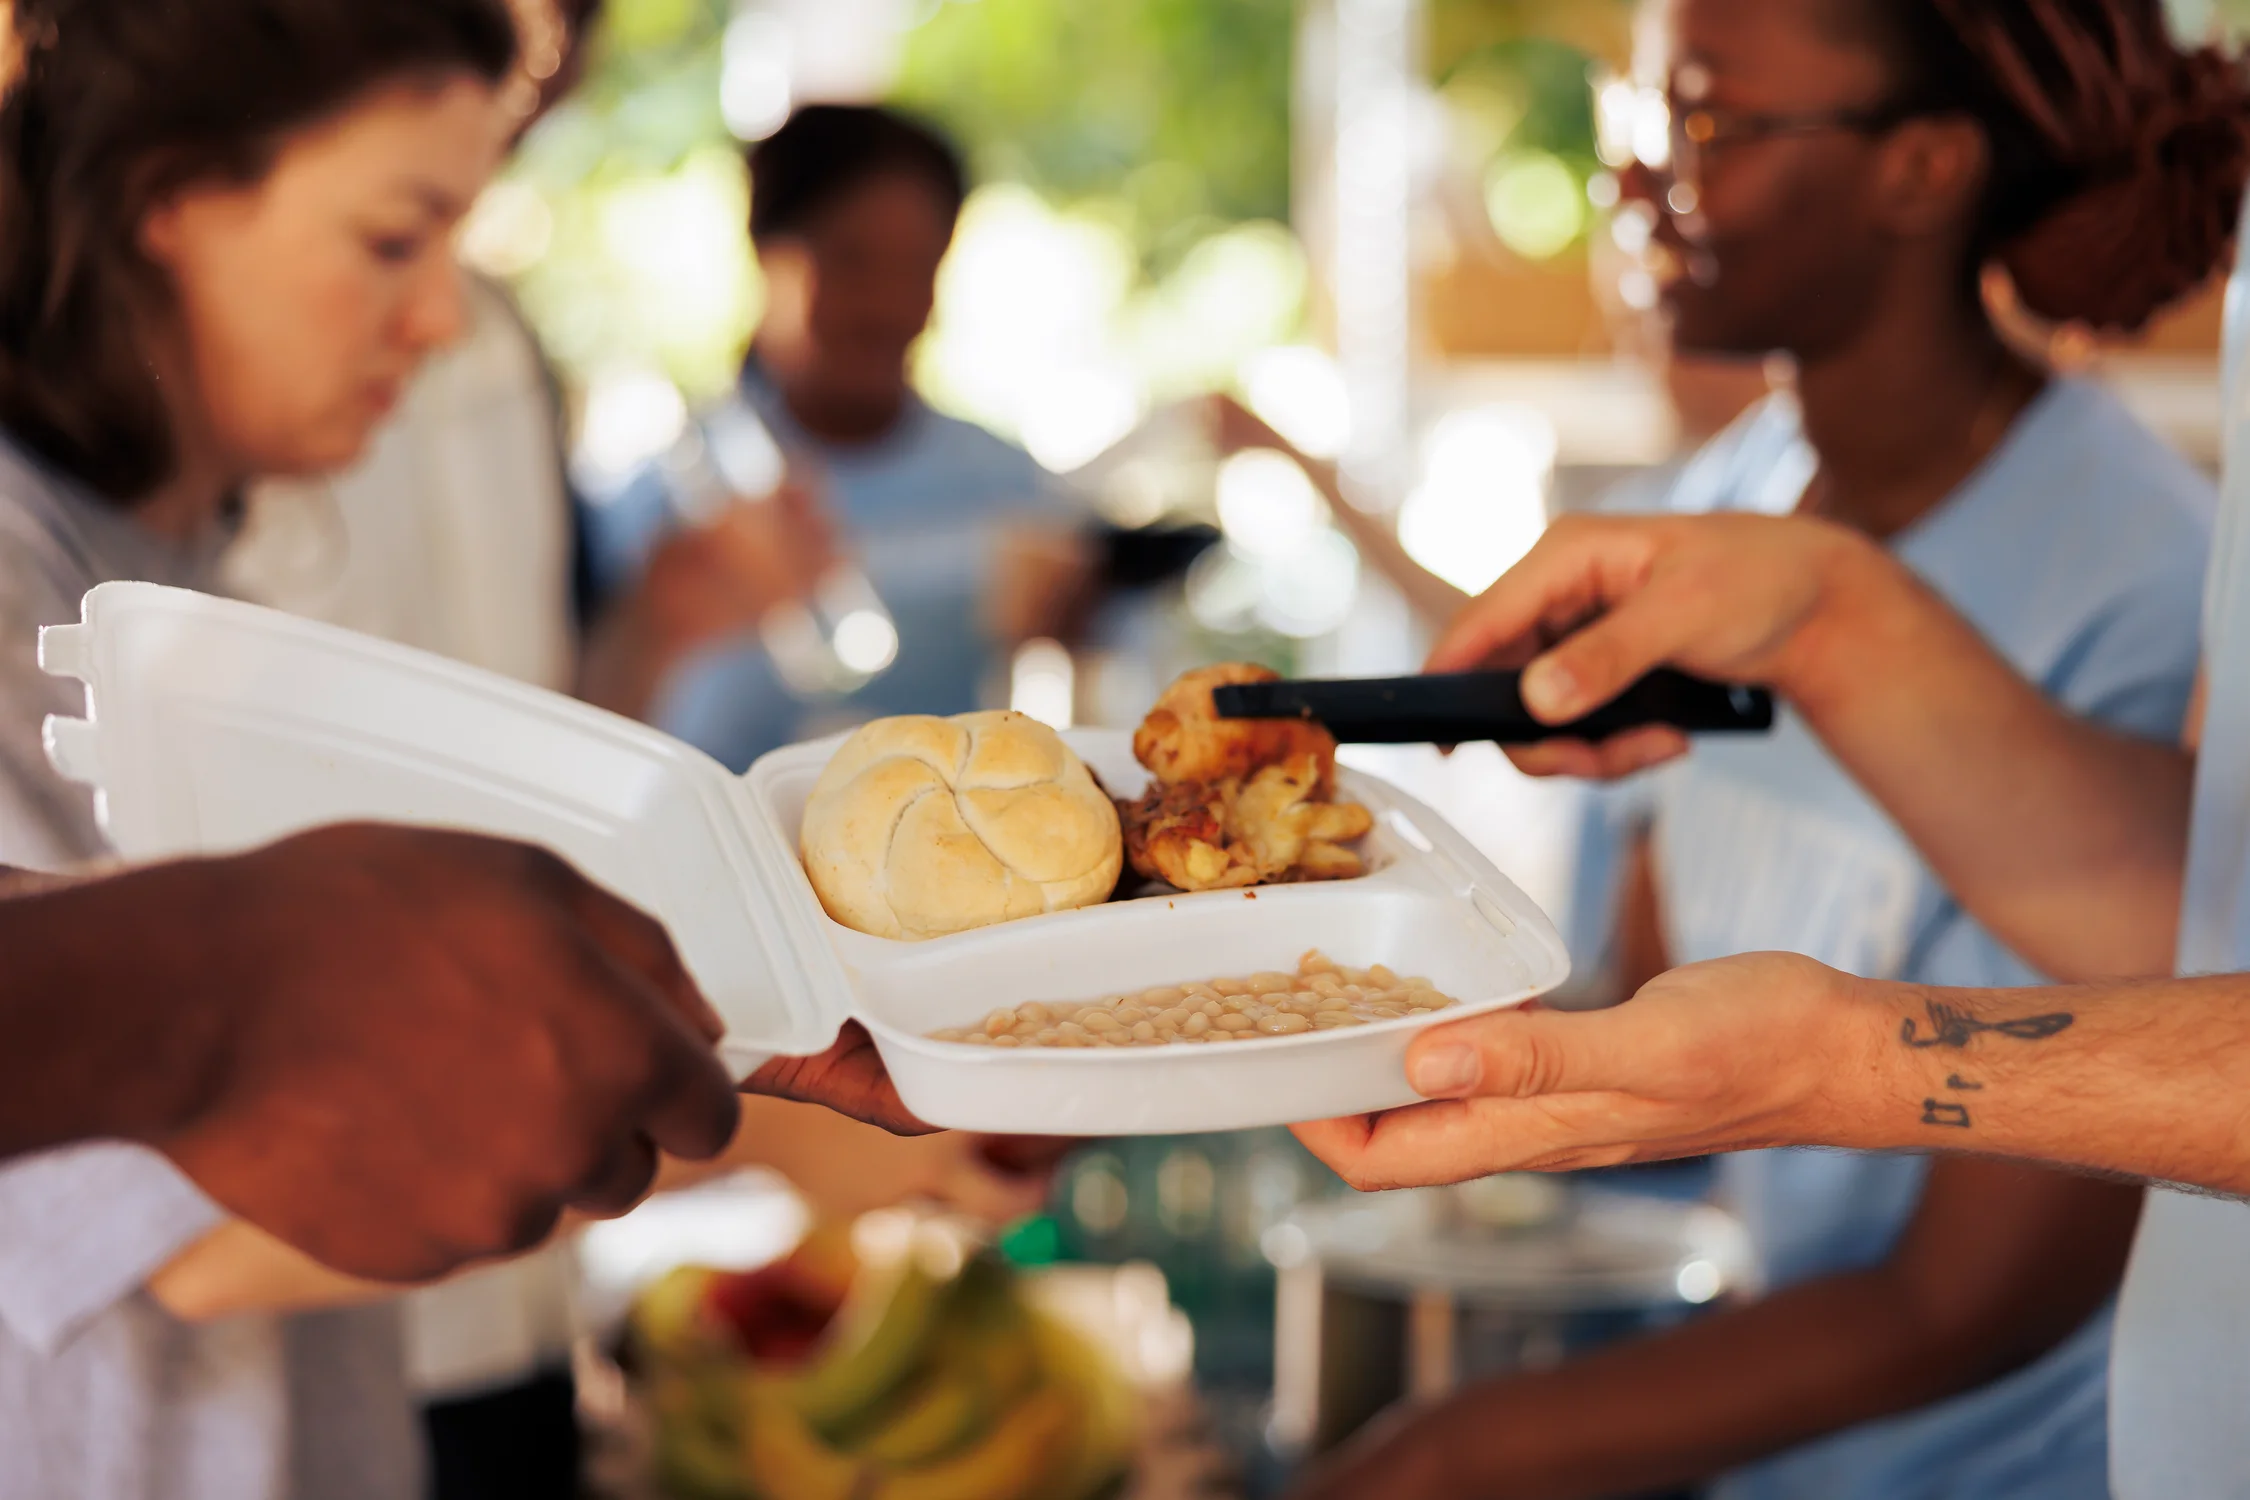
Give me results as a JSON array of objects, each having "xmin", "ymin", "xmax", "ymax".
[{"xmin": 703, "ymin": 1261, "xmax": 847, "ymax": 1367}]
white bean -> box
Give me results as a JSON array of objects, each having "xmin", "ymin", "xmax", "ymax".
[{"xmin": 930, "ymin": 963, "xmax": 1461, "ymax": 1050}]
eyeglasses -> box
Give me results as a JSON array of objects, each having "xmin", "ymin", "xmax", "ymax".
[{"xmin": 1592, "ymin": 69, "xmax": 1907, "ymax": 190}]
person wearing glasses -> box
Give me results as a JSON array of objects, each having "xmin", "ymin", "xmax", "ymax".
[{"xmin": 1290, "ymin": 3, "xmax": 2245, "ymax": 1498}]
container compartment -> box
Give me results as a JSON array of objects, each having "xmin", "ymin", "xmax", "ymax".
[{"xmin": 743, "ymin": 729, "xmax": 1570, "ymax": 1134}]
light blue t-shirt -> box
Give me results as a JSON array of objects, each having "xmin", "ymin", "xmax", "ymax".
[
  {"xmin": 584, "ymin": 369, "xmax": 1078, "ymax": 771},
  {"xmin": 1602, "ymin": 377, "xmax": 2212, "ymax": 1500},
  {"xmin": 2109, "ymin": 229, "xmax": 2250, "ymax": 1499}
]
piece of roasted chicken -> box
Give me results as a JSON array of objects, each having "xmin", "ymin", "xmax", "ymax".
[
  {"xmin": 1132, "ymin": 662, "xmax": 1338, "ymax": 791},
  {"xmin": 1119, "ymin": 754, "xmax": 1375, "ymax": 893},
  {"xmin": 1120, "ymin": 778, "xmax": 1258, "ymax": 892},
  {"xmin": 1227, "ymin": 755, "xmax": 1375, "ymax": 882}
]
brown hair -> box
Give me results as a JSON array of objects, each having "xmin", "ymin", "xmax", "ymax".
[
  {"xmin": 0, "ymin": 0, "xmax": 519, "ymax": 502},
  {"xmin": 1869, "ymin": 0, "xmax": 2250, "ymax": 332}
]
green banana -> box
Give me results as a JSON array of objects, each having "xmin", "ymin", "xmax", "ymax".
[{"xmin": 794, "ymin": 1260, "xmax": 949, "ymax": 1441}]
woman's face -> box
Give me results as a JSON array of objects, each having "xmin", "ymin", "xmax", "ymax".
[
  {"xmin": 1629, "ymin": 0, "xmax": 1901, "ymax": 359},
  {"xmin": 139, "ymin": 76, "xmax": 508, "ymax": 479},
  {"xmin": 757, "ymin": 172, "xmax": 956, "ymax": 416}
]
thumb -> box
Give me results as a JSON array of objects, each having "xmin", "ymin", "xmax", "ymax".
[
  {"xmin": 1517, "ymin": 585, "xmax": 1698, "ymax": 724},
  {"xmin": 1404, "ymin": 1004, "xmax": 1644, "ymax": 1101}
]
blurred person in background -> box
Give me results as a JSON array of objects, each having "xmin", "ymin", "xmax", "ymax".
[
  {"xmin": 581, "ymin": 103, "xmax": 1095, "ymax": 771},
  {"xmin": 1294, "ymin": 1, "xmax": 2242, "ymax": 1498},
  {"xmin": 226, "ymin": 10, "xmax": 1060, "ymax": 1499}
]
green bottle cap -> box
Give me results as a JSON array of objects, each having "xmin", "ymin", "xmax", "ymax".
[{"xmin": 998, "ymin": 1214, "xmax": 1062, "ymax": 1267}]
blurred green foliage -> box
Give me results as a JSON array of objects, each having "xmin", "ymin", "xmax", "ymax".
[
  {"xmin": 499, "ymin": 0, "xmax": 1648, "ymax": 402},
  {"xmin": 1431, "ymin": 0, "xmax": 1630, "ymax": 261},
  {"xmin": 893, "ymin": 0, "xmax": 1296, "ymax": 277}
]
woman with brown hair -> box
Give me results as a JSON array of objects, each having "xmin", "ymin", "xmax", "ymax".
[
  {"xmin": 1292, "ymin": 1, "xmax": 2249, "ymax": 1497},
  {"xmin": 0, "ymin": 3, "xmax": 527, "ymax": 1497}
]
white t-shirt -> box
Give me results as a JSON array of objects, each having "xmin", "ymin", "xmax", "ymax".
[{"xmin": 2107, "ymin": 228, "xmax": 2250, "ymax": 1498}]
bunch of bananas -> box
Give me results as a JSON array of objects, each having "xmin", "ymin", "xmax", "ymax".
[{"xmin": 634, "ymin": 1236, "xmax": 1136, "ymax": 1500}]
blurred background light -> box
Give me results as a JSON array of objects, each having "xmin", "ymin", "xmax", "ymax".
[
  {"xmin": 1485, "ymin": 148, "xmax": 1585, "ymax": 260},
  {"xmin": 576, "ymin": 365, "xmax": 689, "ymax": 488},
  {"xmin": 459, "ymin": 180, "xmax": 556, "ymax": 279},
  {"xmin": 1009, "ymin": 637, "xmax": 1078, "ymax": 729},
  {"xmin": 720, "ymin": 10, "xmax": 793, "ymax": 139},
  {"xmin": 1398, "ymin": 403, "xmax": 1556, "ymax": 596},
  {"xmin": 1216, "ymin": 450, "xmax": 1328, "ymax": 560},
  {"xmin": 1240, "ymin": 345, "xmax": 1354, "ymax": 460}
]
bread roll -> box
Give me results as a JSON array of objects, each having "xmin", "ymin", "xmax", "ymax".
[{"xmin": 800, "ymin": 711, "xmax": 1124, "ymax": 940}]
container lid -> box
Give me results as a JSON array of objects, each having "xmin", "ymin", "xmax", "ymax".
[{"xmin": 41, "ymin": 581, "xmax": 854, "ymax": 1071}]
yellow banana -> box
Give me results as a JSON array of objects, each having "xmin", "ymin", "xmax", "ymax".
[
  {"xmin": 651, "ymin": 1367, "xmax": 754, "ymax": 1500},
  {"xmin": 1025, "ymin": 1314, "xmax": 1138, "ymax": 1500},
  {"xmin": 635, "ymin": 1265, "xmax": 725, "ymax": 1365},
  {"xmin": 853, "ymin": 1360, "xmax": 994, "ymax": 1468},
  {"xmin": 867, "ymin": 1389, "xmax": 1083, "ymax": 1500},
  {"xmin": 795, "ymin": 1261, "xmax": 948, "ymax": 1440},
  {"xmin": 742, "ymin": 1377, "xmax": 867, "ymax": 1500}
]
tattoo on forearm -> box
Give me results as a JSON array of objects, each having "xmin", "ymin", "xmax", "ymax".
[
  {"xmin": 1899, "ymin": 1000, "xmax": 2074, "ymax": 1049},
  {"xmin": 1898, "ymin": 1001, "xmax": 2068, "ymax": 1131}
]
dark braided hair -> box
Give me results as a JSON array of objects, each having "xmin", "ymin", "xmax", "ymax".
[
  {"xmin": 1866, "ymin": 0, "xmax": 2250, "ymax": 332},
  {"xmin": 0, "ymin": 0, "xmax": 519, "ymax": 502}
]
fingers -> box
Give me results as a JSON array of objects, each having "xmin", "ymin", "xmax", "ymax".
[
  {"xmin": 1425, "ymin": 521, "xmax": 1640, "ymax": 678},
  {"xmin": 744, "ymin": 1024, "xmax": 939, "ymax": 1138},
  {"xmin": 545, "ymin": 866, "xmax": 740, "ymax": 1163},
  {"xmin": 1289, "ymin": 1115, "xmax": 1375, "ymax": 1166},
  {"xmin": 567, "ymin": 877, "xmax": 727, "ymax": 1044},
  {"xmin": 1503, "ymin": 727, "xmax": 1689, "ymax": 781},
  {"xmin": 1301, "ymin": 1097, "xmax": 1641, "ymax": 1191},
  {"xmin": 1516, "ymin": 594, "xmax": 1696, "ymax": 725},
  {"xmin": 554, "ymin": 922, "xmax": 741, "ymax": 1165},
  {"xmin": 631, "ymin": 1020, "xmax": 742, "ymax": 1162},
  {"xmin": 569, "ymin": 1131, "xmax": 663, "ymax": 1219},
  {"xmin": 1402, "ymin": 1004, "xmax": 1649, "ymax": 1103}
]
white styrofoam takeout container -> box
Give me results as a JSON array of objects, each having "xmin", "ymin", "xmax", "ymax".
[{"xmin": 41, "ymin": 582, "xmax": 1570, "ymax": 1135}]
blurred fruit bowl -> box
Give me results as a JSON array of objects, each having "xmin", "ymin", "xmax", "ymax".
[{"xmin": 613, "ymin": 1212, "xmax": 1204, "ymax": 1500}]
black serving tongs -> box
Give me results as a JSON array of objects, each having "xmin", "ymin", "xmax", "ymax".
[{"xmin": 1211, "ymin": 668, "xmax": 1776, "ymax": 746}]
